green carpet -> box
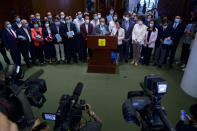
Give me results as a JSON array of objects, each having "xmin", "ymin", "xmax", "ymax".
[{"xmin": 0, "ymin": 49, "xmax": 196, "ymax": 131}]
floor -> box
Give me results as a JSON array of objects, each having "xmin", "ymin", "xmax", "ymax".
[{"xmin": 0, "ymin": 49, "xmax": 197, "ymax": 131}]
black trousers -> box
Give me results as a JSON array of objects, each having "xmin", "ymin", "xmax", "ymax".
[
  {"xmin": 44, "ymin": 42, "xmax": 55, "ymax": 60},
  {"xmin": 169, "ymin": 41, "xmax": 179, "ymax": 65},
  {"xmin": 10, "ymin": 49, "xmax": 21, "ymax": 65},
  {"xmin": 143, "ymin": 47, "xmax": 153, "ymax": 65},
  {"xmin": 129, "ymin": 41, "xmax": 133, "ymax": 59},
  {"xmin": 29, "ymin": 42, "xmax": 36, "ymax": 63},
  {"xmin": 0, "ymin": 47, "xmax": 10, "ymax": 64},
  {"xmin": 180, "ymin": 43, "xmax": 190, "ymax": 64},
  {"xmin": 35, "ymin": 44, "xmax": 44, "ymax": 63},
  {"xmin": 19, "ymin": 44, "xmax": 30, "ymax": 66},
  {"xmin": 66, "ymin": 38, "xmax": 77, "ymax": 61}
]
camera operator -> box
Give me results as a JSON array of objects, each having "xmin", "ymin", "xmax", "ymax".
[
  {"xmin": 72, "ymin": 104, "xmax": 102, "ymax": 131},
  {"xmin": 176, "ymin": 104, "xmax": 197, "ymax": 131},
  {"xmin": 0, "ymin": 113, "xmax": 18, "ymax": 131}
]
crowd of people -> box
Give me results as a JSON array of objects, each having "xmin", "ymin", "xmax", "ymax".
[{"xmin": 0, "ymin": 9, "xmax": 196, "ymax": 70}]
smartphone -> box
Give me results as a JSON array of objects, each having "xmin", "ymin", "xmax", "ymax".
[
  {"xmin": 42, "ymin": 113, "xmax": 56, "ymax": 121},
  {"xmin": 180, "ymin": 110, "xmax": 187, "ymax": 120}
]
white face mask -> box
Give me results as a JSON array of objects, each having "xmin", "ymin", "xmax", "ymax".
[
  {"xmin": 98, "ymin": 15, "xmax": 101, "ymax": 19},
  {"xmin": 125, "ymin": 17, "xmax": 129, "ymax": 21},
  {"xmin": 45, "ymin": 24, "xmax": 49, "ymax": 27},
  {"xmin": 85, "ymin": 20, "xmax": 89, "ymax": 24},
  {"xmin": 138, "ymin": 21, "xmax": 143, "ymax": 25}
]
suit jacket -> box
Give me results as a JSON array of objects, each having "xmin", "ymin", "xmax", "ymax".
[
  {"xmin": 1, "ymin": 28, "xmax": 18, "ymax": 50},
  {"xmin": 121, "ymin": 20, "xmax": 135, "ymax": 40},
  {"xmin": 31, "ymin": 27, "xmax": 44, "ymax": 46},
  {"xmin": 16, "ymin": 27, "xmax": 32, "ymax": 46},
  {"xmin": 42, "ymin": 27, "xmax": 54, "ymax": 43},
  {"xmin": 144, "ymin": 28, "xmax": 158, "ymax": 48},
  {"xmin": 12, "ymin": 22, "xmax": 21, "ymax": 31},
  {"xmin": 111, "ymin": 27, "xmax": 125, "ymax": 45},
  {"xmin": 64, "ymin": 23, "xmax": 77, "ymax": 39},
  {"xmin": 80, "ymin": 23, "xmax": 94, "ymax": 39},
  {"xmin": 171, "ymin": 23, "xmax": 186, "ymax": 44},
  {"xmin": 51, "ymin": 23, "xmax": 66, "ymax": 43},
  {"xmin": 156, "ymin": 25, "xmax": 173, "ymax": 47},
  {"xmin": 94, "ymin": 25, "xmax": 109, "ymax": 35}
]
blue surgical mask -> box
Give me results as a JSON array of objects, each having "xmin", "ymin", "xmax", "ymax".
[
  {"xmin": 163, "ymin": 25, "xmax": 167, "ymax": 29},
  {"xmin": 45, "ymin": 24, "xmax": 49, "ymax": 27},
  {"xmin": 94, "ymin": 16, "xmax": 98, "ymax": 20},
  {"xmin": 132, "ymin": 16, "xmax": 135, "ymax": 19},
  {"xmin": 149, "ymin": 24, "xmax": 154, "ymax": 28},
  {"xmin": 113, "ymin": 17, "xmax": 118, "ymax": 21},
  {"xmin": 31, "ymin": 17, "xmax": 36, "ymax": 21},
  {"xmin": 48, "ymin": 16, "xmax": 52, "ymax": 19},
  {"xmin": 7, "ymin": 24, "xmax": 12, "ymax": 29},
  {"xmin": 175, "ymin": 18, "xmax": 180, "ymax": 23},
  {"xmin": 36, "ymin": 16, "xmax": 40, "ymax": 20},
  {"xmin": 34, "ymin": 24, "xmax": 39, "ymax": 28},
  {"xmin": 55, "ymin": 22, "xmax": 60, "ymax": 26},
  {"xmin": 25, "ymin": 23, "xmax": 29, "ymax": 28},
  {"xmin": 110, "ymin": 10, "xmax": 114, "ymax": 15},
  {"xmin": 66, "ymin": 20, "xmax": 71, "ymax": 24},
  {"xmin": 16, "ymin": 18, "xmax": 21, "ymax": 22},
  {"xmin": 138, "ymin": 21, "xmax": 143, "ymax": 25},
  {"xmin": 61, "ymin": 15, "xmax": 65, "ymax": 19},
  {"xmin": 147, "ymin": 18, "xmax": 150, "ymax": 22},
  {"xmin": 78, "ymin": 14, "xmax": 82, "ymax": 19}
]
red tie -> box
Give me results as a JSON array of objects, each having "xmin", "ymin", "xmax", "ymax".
[{"xmin": 9, "ymin": 29, "xmax": 16, "ymax": 40}]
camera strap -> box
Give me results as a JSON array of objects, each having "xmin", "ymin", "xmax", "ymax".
[{"xmin": 0, "ymin": 99, "xmax": 11, "ymax": 117}]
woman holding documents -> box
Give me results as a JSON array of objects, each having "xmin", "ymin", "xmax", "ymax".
[
  {"xmin": 42, "ymin": 21, "xmax": 55, "ymax": 64},
  {"xmin": 31, "ymin": 21, "xmax": 44, "ymax": 65},
  {"xmin": 142, "ymin": 20, "xmax": 158, "ymax": 66}
]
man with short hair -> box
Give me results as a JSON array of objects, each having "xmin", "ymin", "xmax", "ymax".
[
  {"xmin": 29, "ymin": 14, "xmax": 36, "ymax": 28},
  {"xmin": 1, "ymin": 21, "xmax": 21, "ymax": 65},
  {"xmin": 64, "ymin": 16, "xmax": 77, "ymax": 63},
  {"xmin": 16, "ymin": 19, "xmax": 36, "ymax": 67},
  {"xmin": 47, "ymin": 12, "xmax": 53, "ymax": 24},
  {"xmin": 91, "ymin": 12, "xmax": 100, "ymax": 28},
  {"xmin": 94, "ymin": 17, "xmax": 109, "ymax": 35},
  {"xmin": 51, "ymin": 17, "xmax": 66, "ymax": 64},
  {"xmin": 35, "ymin": 12, "xmax": 43, "ymax": 27},
  {"xmin": 169, "ymin": 16, "xmax": 185, "ymax": 68},
  {"xmin": 73, "ymin": 11, "xmax": 85, "ymax": 61},
  {"xmin": 12, "ymin": 15, "xmax": 22, "ymax": 31},
  {"xmin": 60, "ymin": 12, "xmax": 66, "ymax": 24},
  {"xmin": 80, "ymin": 15, "xmax": 94, "ymax": 61}
]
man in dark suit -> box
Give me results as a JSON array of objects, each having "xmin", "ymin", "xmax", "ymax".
[
  {"xmin": 0, "ymin": 31, "xmax": 10, "ymax": 65},
  {"xmin": 64, "ymin": 16, "xmax": 77, "ymax": 63},
  {"xmin": 1, "ymin": 21, "xmax": 21, "ymax": 65},
  {"xmin": 169, "ymin": 16, "xmax": 185, "ymax": 68},
  {"xmin": 29, "ymin": 14, "xmax": 36, "ymax": 28},
  {"xmin": 16, "ymin": 19, "xmax": 35, "ymax": 67},
  {"xmin": 94, "ymin": 17, "xmax": 109, "ymax": 35},
  {"xmin": 121, "ymin": 12, "xmax": 134, "ymax": 63},
  {"xmin": 154, "ymin": 20, "xmax": 173, "ymax": 68},
  {"xmin": 35, "ymin": 12, "xmax": 44, "ymax": 27},
  {"xmin": 12, "ymin": 15, "xmax": 22, "ymax": 31},
  {"xmin": 51, "ymin": 17, "xmax": 66, "ymax": 64},
  {"xmin": 80, "ymin": 15, "xmax": 94, "ymax": 61}
]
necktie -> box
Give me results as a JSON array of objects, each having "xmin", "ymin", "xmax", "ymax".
[
  {"xmin": 116, "ymin": 29, "xmax": 119, "ymax": 36},
  {"xmin": 125, "ymin": 21, "xmax": 129, "ymax": 31},
  {"xmin": 9, "ymin": 29, "xmax": 16, "ymax": 40},
  {"xmin": 173, "ymin": 23, "xmax": 177, "ymax": 29}
]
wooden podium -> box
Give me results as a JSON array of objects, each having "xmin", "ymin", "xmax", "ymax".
[{"xmin": 87, "ymin": 35, "xmax": 117, "ymax": 74}]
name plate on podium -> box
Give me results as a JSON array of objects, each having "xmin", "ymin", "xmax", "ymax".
[{"xmin": 98, "ymin": 39, "xmax": 106, "ymax": 46}]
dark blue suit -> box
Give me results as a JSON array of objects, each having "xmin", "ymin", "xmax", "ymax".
[
  {"xmin": 16, "ymin": 27, "xmax": 34, "ymax": 67},
  {"xmin": 169, "ymin": 22, "xmax": 185, "ymax": 66},
  {"xmin": 12, "ymin": 22, "xmax": 21, "ymax": 31},
  {"xmin": 1, "ymin": 28, "xmax": 21, "ymax": 65},
  {"xmin": 0, "ymin": 31, "xmax": 10, "ymax": 65},
  {"xmin": 51, "ymin": 23, "xmax": 66, "ymax": 43},
  {"xmin": 42, "ymin": 27, "xmax": 56, "ymax": 60},
  {"xmin": 121, "ymin": 19, "xmax": 135, "ymax": 61}
]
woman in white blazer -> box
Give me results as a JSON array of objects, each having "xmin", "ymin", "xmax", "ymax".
[
  {"xmin": 142, "ymin": 20, "xmax": 158, "ymax": 65},
  {"xmin": 111, "ymin": 21, "xmax": 125, "ymax": 63},
  {"xmin": 131, "ymin": 16, "xmax": 147, "ymax": 66}
]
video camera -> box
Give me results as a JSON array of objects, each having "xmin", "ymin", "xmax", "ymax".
[
  {"xmin": 0, "ymin": 65, "xmax": 47, "ymax": 129},
  {"xmin": 122, "ymin": 74, "xmax": 176, "ymax": 131},
  {"xmin": 42, "ymin": 82, "xmax": 85, "ymax": 131}
]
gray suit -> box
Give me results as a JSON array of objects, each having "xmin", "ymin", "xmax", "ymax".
[
  {"xmin": 121, "ymin": 20, "xmax": 135, "ymax": 61},
  {"xmin": 93, "ymin": 25, "xmax": 109, "ymax": 35}
]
